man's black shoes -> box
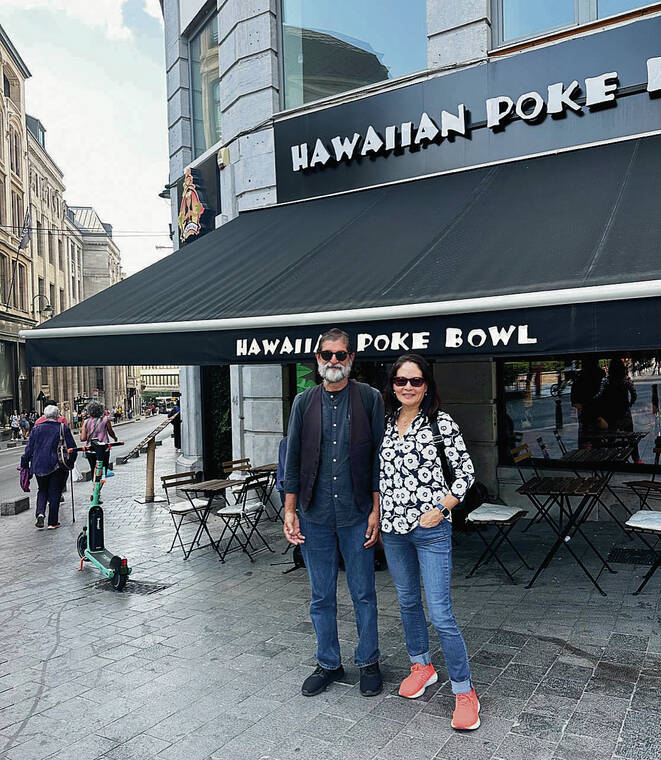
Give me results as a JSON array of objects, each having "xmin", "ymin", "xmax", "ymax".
[
  {"xmin": 302, "ymin": 664, "xmax": 345, "ymax": 697},
  {"xmin": 360, "ymin": 662, "xmax": 383, "ymax": 696}
]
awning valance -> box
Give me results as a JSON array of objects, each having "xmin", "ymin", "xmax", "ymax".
[{"xmin": 23, "ymin": 135, "xmax": 661, "ymax": 366}]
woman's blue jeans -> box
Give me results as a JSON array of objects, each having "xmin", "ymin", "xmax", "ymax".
[
  {"xmin": 298, "ymin": 512, "xmax": 379, "ymax": 670},
  {"xmin": 382, "ymin": 520, "xmax": 471, "ymax": 694}
]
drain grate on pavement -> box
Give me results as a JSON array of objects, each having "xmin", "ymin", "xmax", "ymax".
[
  {"xmin": 607, "ymin": 545, "xmax": 661, "ymax": 565},
  {"xmin": 93, "ymin": 578, "xmax": 172, "ymax": 594}
]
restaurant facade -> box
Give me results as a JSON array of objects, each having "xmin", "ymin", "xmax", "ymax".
[{"xmin": 22, "ymin": 2, "xmax": 661, "ymax": 502}]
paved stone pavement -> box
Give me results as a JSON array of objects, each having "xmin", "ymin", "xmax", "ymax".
[{"xmin": 1, "ymin": 437, "xmax": 660, "ymax": 760}]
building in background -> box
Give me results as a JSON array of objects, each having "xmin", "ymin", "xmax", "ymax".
[
  {"xmin": 137, "ymin": 365, "xmax": 180, "ymax": 402},
  {"xmin": 0, "ymin": 25, "xmax": 32, "ymax": 425},
  {"xmin": 27, "ymin": 114, "xmax": 76, "ymax": 418},
  {"xmin": 66, "ymin": 205, "xmax": 134, "ymax": 414}
]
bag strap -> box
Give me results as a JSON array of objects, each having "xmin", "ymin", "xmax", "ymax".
[{"xmin": 431, "ymin": 418, "xmax": 455, "ymax": 489}]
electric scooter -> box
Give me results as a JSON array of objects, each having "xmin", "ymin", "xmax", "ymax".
[{"xmin": 71, "ymin": 438, "xmax": 132, "ymax": 591}]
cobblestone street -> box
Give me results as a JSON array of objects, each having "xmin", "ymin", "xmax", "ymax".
[{"xmin": 0, "ymin": 436, "xmax": 660, "ymax": 760}]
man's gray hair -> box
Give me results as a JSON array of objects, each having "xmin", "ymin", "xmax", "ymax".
[
  {"xmin": 43, "ymin": 404, "xmax": 60, "ymax": 419},
  {"xmin": 318, "ymin": 328, "xmax": 353, "ymax": 353}
]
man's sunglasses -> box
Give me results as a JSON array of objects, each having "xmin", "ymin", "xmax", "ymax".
[
  {"xmin": 319, "ymin": 350, "xmax": 349, "ymax": 362},
  {"xmin": 393, "ymin": 376, "xmax": 425, "ymax": 388}
]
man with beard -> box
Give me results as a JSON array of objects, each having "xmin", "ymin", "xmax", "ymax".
[{"xmin": 283, "ymin": 328, "xmax": 384, "ymax": 697}]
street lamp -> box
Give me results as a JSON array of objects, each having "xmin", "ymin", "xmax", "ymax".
[{"xmin": 32, "ymin": 294, "xmax": 53, "ymax": 318}]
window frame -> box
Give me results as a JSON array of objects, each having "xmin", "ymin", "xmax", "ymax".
[
  {"xmin": 491, "ymin": 0, "xmax": 659, "ymax": 48},
  {"xmin": 276, "ymin": 0, "xmax": 430, "ymax": 113},
  {"xmin": 187, "ymin": 8, "xmax": 221, "ymax": 160}
]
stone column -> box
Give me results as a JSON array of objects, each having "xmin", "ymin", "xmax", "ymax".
[
  {"xmin": 434, "ymin": 358, "xmax": 498, "ymax": 495},
  {"xmin": 427, "ymin": 0, "xmax": 492, "ymax": 69},
  {"xmin": 230, "ymin": 364, "xmax": 283, "ymax": 465},
  {"xmin": 177, "ymin": 365, "xmax": 204, "ymax": 474}
]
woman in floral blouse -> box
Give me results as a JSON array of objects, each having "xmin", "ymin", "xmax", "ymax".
[{"xmin": 379, "ymin": 354, "xmax": 480, "ymax": 731}]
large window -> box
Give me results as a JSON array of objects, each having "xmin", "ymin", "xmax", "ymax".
[
  {"xmin": 189, "ymin": 13, "xmax": 221, "ymax": 158},
  {"xmin": 499, "ymin": 354, "xmax": 661, "ymax": 468},
  {"xmin": 281, "ymin": 0, "xmax": 428, "ymax": 109},
  {"xmin": 497, "ymin": 1, "xmax": 656, "ymax": 45}
]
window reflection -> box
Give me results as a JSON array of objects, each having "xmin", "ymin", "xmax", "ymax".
[
  {"xmin": 597, "ymin": 1, "xmax": 651, "ymax": 17},
  {"xmin": 281, "ymin": 0, "xmax": 427, "ymax": 109},
  {"xmin": 501, "ymin": 355, "xmax": 661, "ymax": 466},
  {"xmin": 190, "ymin": 14, "xmax": 221, "ymax": 158},
  {"xmin": 502, "ymin": 0, "xmax": 575, "ymax": 42}
]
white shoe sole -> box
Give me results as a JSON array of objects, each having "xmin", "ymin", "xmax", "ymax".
[
  {"xmin": 399, "ymin": 672, "xmax": 438, "ymax": 699},
  {"xmin": 451, "ymin": 699, "xmax": 481, "ymax": 730}
]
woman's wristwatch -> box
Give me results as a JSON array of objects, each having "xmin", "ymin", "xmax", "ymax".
[{"xmin": 438, "ymin": 506, "xmax": 452, "ymax": 520}]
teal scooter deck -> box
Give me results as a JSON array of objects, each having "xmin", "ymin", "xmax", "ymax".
[{"xmin": 72, "ymin": 438, "xmax": 132, "ymax": 590}]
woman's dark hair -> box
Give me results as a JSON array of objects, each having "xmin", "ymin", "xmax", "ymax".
[
  {"xmin": 86, "ymin": 401, "xmax": 104, "ymax": 418},
  {"xmin": 608, "ymin": 358, "xmax": 627, "ymax": 384},
  {"xmin": 383, "ymin": 353, "xmax": 441, "ymax": 421}
]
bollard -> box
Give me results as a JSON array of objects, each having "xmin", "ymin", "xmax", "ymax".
[{"xmin": 145, "ymin": 437, "xmax": 156, "ymax": 503}]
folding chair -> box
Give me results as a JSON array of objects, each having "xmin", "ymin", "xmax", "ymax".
[
  {"xmin": 161, "ymin": 471, "xmax": 207, "ymax": 557},
  {"xmin": 215, "ymin": 472, "xmax": 275, "ymax": 562},
  {"xmin": 222, "ymin": 458, "xmax": 252, "ymax": 502},
  {"xmin": 624, "ymin": 446, "xmax": 661, "ymax": 510},
  {"xmin": 510, "ymin": 444, "xmax": 548, "ymax": 532},
  {"xmin": 625, "ymin": 510, "xmax": 661, "ymax": 594},
  {"xmin": 466, "ymin": 504, "xmax": 531, "ymax": 583}
]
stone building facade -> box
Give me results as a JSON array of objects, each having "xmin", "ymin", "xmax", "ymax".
[
  {"xmin": 161, "ymin": 1, "xmax": 661, "ymax": 483},
  {"xmin": 0, "ymin": 25, "xmax": 32, "ymax": 424}
]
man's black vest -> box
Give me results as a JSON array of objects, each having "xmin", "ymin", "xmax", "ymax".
[{"xmin": 298, "ymin": 380, "xmax": 375, "ymax": 513}]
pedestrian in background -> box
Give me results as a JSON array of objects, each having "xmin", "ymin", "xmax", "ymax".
[
  {"xmin": 20, "ymin": 404, "xmax": 77, "ymax": 529},
  {"xmin": 10, "ymin": 410, "xmax": 20, "ymax": 440},
  {"xmin": 81, "ymin": 401, "xmax": 117, "ymax": 475},
  {"xmin": 284, "ymin": 328, "xmax": 384, "ymax": 699},
  {"xmin": 19, "ymin": 412, "xmax": 30, "ymax": 439},
  {"xmin": 379, "ymin": 354, "xmax": 480, "ymax": 731},
  {"xmin": 167, "ymin": 401, "xmax": 181, "ymax": 450}
]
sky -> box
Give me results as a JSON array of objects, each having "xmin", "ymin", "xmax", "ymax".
[{"xmin": 2, "ymin": 0, "xmax": 172, "ymax": 275}]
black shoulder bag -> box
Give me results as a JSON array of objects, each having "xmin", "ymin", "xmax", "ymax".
[{"xmin": 431, "ymin": 419, "xmax": 488, "ymax": 530}]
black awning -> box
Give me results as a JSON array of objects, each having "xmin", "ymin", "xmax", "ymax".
[{"xmin": 24, "ymin": 136, "xmax": 661, "ymax": 367}]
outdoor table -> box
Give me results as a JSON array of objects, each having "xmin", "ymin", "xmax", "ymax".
[
  {"xmin": 560, "ymin": 446, "xmax": 636, "ymax": 539},
  {"xmin": 179, "ymin": 478, "xmax": 238, "ymax": 560},
  {"xmin": 517, "ymin": 475, "xmax": 615, "ymax": 595}
]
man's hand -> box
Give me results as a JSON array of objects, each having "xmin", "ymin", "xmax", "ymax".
[
  {"xmin": 364, "ymin": 509, "xmax": 380, "ymax": 548},
  {"xmin": 283, "ymin": 508, "xmax": 305, "ymax": 545}
]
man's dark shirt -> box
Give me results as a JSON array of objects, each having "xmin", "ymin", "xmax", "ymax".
[{"xmin": 285, "ymin": 382, "xmax": 384, "ymax": 528}]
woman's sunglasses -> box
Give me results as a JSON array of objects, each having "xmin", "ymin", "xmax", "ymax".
[
  {"xmin": 393, "ymin": 377, "xmax": 425, "ymax": 388},
  {"xmin": 319, "ymin": 350, "xmax": 349, "ymax": 361}
]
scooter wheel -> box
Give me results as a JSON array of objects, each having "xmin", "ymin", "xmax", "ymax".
[
  {"xmin": 111, "ymin": 571, "xmax": 127, "ymax": 591},
  {"xmin": 76, "ymin": 532, "xmax": 87, "ymax": 559}
]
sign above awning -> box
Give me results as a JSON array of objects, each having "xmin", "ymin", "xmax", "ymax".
[
  {"xmin": 22, "ymin": 136, "xmax": 661, "ymax": 367},
  {"xmin": 274, "ymin": 16, "xmax": 661, "ymax": 202}
]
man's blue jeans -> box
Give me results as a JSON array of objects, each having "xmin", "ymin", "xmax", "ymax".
[
  {"xmin": 382, "ymin": 520, "xmax": 472, "ymax": 694},
  {"xmin": 298, "ymin": 512, "xmax": 379, "ymax": 670}
]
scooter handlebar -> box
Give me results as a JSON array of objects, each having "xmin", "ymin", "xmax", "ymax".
[{"xmin": 67, "ymin": 441, "xmax": 125, "ymax": 453}]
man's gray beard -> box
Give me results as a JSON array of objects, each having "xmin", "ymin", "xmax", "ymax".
[{"xmin": 318, "ymin": 360, "xmax": 353, "ymax": 383}]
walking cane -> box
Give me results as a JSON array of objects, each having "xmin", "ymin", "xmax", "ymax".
[{"xmin": 70, "ymin": 468, "xmax": 75, "ymax": 523}]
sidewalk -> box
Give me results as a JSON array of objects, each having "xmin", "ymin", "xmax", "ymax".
[{"xmin": 0, "ymin": 436, "xmax": 660, "ymax": 760}]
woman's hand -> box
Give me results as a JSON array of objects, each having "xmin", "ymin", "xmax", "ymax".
[{"xmin": 419, "ymin": 507, "xmax": 444, "ymax": 528}]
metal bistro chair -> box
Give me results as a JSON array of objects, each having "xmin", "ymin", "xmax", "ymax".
[
  {"xmin": 510, "ymin": 444, "xmax": 550, "ymax": 533},
  {"xmin": 161, "ymin": 471, "xmax": 207, "ymax": 557},
  {"xmin": 222, "ymin": 457, "xmax": 252, "ymax": 502},
  {"xmin": 625, "ymin": 510, "xmax": 661, "ymax": 595},
  {"xmin": 623, "ymin": 446, "xmax": 661, "ymax": 511},
  {"xmin": 214, "ymin": 472, "xmax": 274, "ymax": 563},
  {"xmin": 466, "ymin": 503, "xmax": 531, "ymax": 583}
]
